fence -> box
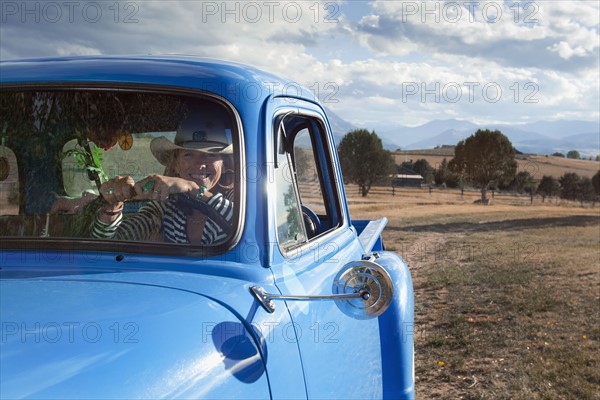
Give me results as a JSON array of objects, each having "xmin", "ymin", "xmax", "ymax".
[{"xmin": 343, "ymin": 184, "xmax": 598, "ymax": 207}]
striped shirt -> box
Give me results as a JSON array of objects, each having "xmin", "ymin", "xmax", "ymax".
[{"xmin": 91, "ymin": 193, "xmax": 233, "ymax": 245}]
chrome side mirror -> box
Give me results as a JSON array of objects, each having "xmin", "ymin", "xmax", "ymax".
[
  {"xmin": 332, "ymin": 260, "xmax": 394, "ymax": 319},
  {"xmin": 250, "ymin": 260, "xmax": 394, "ymax": 320}
]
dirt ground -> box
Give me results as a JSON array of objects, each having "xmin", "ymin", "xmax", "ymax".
[{"xmin": 347, "ymin": 187, "xmax": 600, "ymax": 399}]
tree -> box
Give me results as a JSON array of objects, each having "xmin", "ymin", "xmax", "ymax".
[
  {"xmin": 413, "ymin": 159, "xmax": 434, "ymax": 184},
  {"xmin": 525, "ymin": 178, "xmax": 538, "ymax": 196},
  {"xmin": 552, "ymin": 152, "xmax": 565, "ymax": 158},
  {"xmin": 448, "ymin": 129, "xmax": 517, "ymax": 204},
  {"xmin": 592, "ymin": 170, "xmax": 600, "ymax": 196},
  {"xmin": 337, "ymin": 129, "xmax": 395, "ymax": 197},
  {"xmin": 566, "ymin": 150, "xmax": 581, "ymax": 159},
  {"xmin": 510, "ymin": 171, "xmax": 535, "ymax": 194},
  {"xmin": 434, "ymin": 158, "xmax": 448, "ymax": 186},
  {"xmin": 578, "ymin": 177, "xmax": 595, "ymax": 204},
  {"xmin": 559, "ymin": 172, "xmax": 580, "ymax": 201},
  {"xmin": 433, "ymin": 158, "xmax": 460, "ymax": 188},
  {"xmin": 445, "ymin": 172, "xmax": 461, "ymax": 188},
  {"xmin": 537, "ymin": 175, "xmax": 560, "ymax": 202}
]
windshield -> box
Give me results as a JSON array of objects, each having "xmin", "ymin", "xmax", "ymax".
[{"xmin": 0, "ymin": 89, "xmax": 239, "ymax": 251}]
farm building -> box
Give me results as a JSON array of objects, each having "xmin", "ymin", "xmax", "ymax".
[{"xmin": 391, "ymin": 165, "xmax": 424, "ymax": 187}]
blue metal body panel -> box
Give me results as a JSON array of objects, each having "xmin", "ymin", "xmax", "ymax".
[
  {"xmin": 0, "ymin": 257, "xmax": 307, "ymax": 399},
  {"xmin": 0, "ymin": 56, "xmax": 414, "ymax": 399},
  {"xmin": 1, "ymin": 277, "xmax": 270, "ymax": 399}
]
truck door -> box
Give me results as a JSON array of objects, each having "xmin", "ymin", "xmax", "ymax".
[{"xmin": 267, "ymin": 99, "xmax": 385, "ymax": 399}]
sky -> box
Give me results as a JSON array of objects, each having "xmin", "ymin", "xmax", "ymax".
[{"xmin": 1, "ymin": 0, "xmax": 599, "ymax": 131}]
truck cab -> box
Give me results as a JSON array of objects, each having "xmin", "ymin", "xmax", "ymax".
[{"xmin": 0, "ymin": 56, "xmax": 414, "ymax": 399}]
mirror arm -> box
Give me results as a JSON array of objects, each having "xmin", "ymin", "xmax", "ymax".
[
  {"xmin": 250, "ymin": 286, "xmax": 370, "ymax": 314},
  {"xmin": 251, "ymin": 260, "xmax": 394, "ymax": 319}
]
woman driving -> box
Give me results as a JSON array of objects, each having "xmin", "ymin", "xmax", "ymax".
[{"xmin": 91, "ymin": 102, "xmax": 234, "ymax": 245}]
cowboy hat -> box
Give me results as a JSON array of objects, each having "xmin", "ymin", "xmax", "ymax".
[{"xmin": 151, "ymin": 102, "xmax": 233, "ymax": 165}]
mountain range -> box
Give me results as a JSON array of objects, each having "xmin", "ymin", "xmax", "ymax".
[{"xmin": 325, "ymin": 109, "xmax": 600, "ymax": 157}]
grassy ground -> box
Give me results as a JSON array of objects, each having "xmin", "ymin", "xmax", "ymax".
[{"xmin": 347, "ymin": 186, "xmax": 600, "ymax": 399}]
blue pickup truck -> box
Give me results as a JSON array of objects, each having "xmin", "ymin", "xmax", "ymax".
[{"xmin": 0, "ymin": 56, "xmax": 414, "ymax": 399}]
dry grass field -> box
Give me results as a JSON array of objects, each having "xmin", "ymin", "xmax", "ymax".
[
  {"xmin": 346, "ymin": 185, "xmax": 600, "ymax": 399},
  {"xmin": 394, "ymin": 150, "xmax": 600, "ymax": 179}
]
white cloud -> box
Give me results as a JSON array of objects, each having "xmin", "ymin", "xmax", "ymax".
[
  {"xmin": 346, "ymin": 1, "xmax": 598, "ymax": 72},
  {"xmin": 548, "ymin": 41, "xmax": 589, "ymax": 60},
  {"xmin": 308, "ymin": 53, "xmax": 599, "ymax": 126},
  {"xmin": 0, "ymin": 0, "xmax": 598, "ymax": 128},
  {"xmin": 54, "ymin": 43, "xmax": 101, "ymax": 56}
]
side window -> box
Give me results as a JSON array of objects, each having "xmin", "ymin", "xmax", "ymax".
[
  {"xmin": 273, "ymin": 113, "xmax": 342, "ymax": 254},
  {"xmin": 292, "ymin": 119, "xmax": 341, "ymax": 235},
  {"xmin": 294, "ymin": 128, "xmax": 327, "ymax": 215}
]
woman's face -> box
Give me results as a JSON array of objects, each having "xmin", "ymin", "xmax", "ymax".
[{"xmin": 174, "ymin": 149, "xmax": 223, "ymax": 190}]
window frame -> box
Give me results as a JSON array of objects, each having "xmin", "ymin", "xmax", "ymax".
[{"xmin": 272, "ymin": 108, "xmax": 345, "ymax": 258}]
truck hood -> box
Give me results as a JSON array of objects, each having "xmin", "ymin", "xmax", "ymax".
[{"xmin": 0, "ymin": 276, "xmax": 270, "ymax": 399}]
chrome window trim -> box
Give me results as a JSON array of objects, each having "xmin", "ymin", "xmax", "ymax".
[{"xmin": 270, "ymin": 104, "xmax": 348, "ymax": 260}]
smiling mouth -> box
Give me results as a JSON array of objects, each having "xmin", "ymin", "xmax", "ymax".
[{"xmin": 190, "ymin": 173, "xmax": 212, "ymax": 180}]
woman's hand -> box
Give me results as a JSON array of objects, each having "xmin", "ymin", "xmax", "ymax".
[
  {"xmin": 97, "ymin": 176, "xmax": 135, "ymax": 223},
  {"xmin": 100, "ymin": 176, "xmax": 136, "ymax": 206},
  {"xmin": 133, "ymin": 175, "xmax": 202, "ymax": 201}
]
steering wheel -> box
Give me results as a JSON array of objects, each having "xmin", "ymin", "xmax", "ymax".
[
  {"xmin": 92, "ymin": 192, "xmax": 232, "ymax": 237},
  {"xmin": 173, "ymin": 193, "xmax": 232, "ymax": 232},
  {"xmin": 301, "ymin": 205, "xmax": 321, "ymax": 239}
]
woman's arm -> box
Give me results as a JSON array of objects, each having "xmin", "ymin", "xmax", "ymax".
[
  {"xmin": 202, "ymin": 193, "xmax": 234, "ymax": 244},
  {"xmin": 91, "ymin": 201, "xmax": 164, "ymax": 241}
]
